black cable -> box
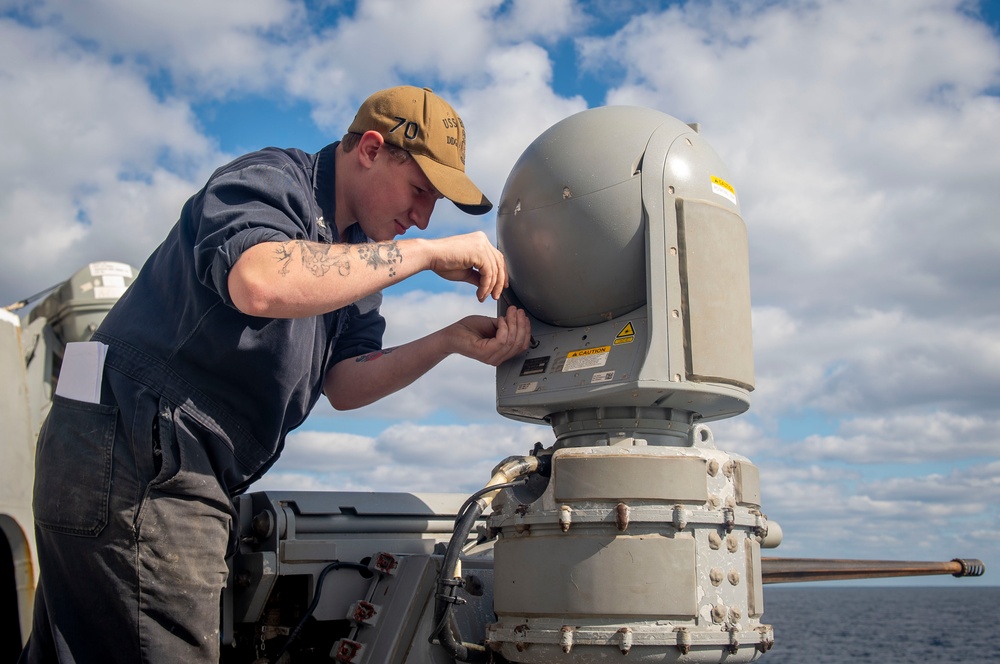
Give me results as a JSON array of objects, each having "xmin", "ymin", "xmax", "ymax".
[
  {"xmin": 431, "ymin": 471, "xmax": 540, "ymax": 662},
  {"xmin": 268, "ymin": 560, "xmax": 369, "ymax": 663},
  {"xmin": 454, "ymin": 479, "xmax": 527, "ymax": 525},
  {"xmin": 432, "ymin": 498, "xmax": 490, "ymax": 662},
  {"xmin": 2, "ymin": 281, "xmax": 61, "ymax": 312}
]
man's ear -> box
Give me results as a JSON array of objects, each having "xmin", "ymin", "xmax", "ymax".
[{"xmin": 357, "ymin": 130, "xmax": 385, "ymax": 168}]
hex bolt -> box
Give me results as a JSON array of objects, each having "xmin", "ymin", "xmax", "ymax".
[
  {"xmin": 675, "ymin": 627, "xmax": 691, "ymax": 655},
  {"xmin": 560, "ymin": 625, "xmax": 574, "ymax": 654},
  {"xmin": 673, "ymin": 505, "xmax": 688, "ymax": 531},
  {"xmin": 617, "ymin": 627, "xmax": 633, "ymax": 654},
  {"xmin": 723, "ymin": 507, "xmax": 735, "ymax": 532},
  {"xmin": 559, "ymin": 505, "xmax": 572, "ymax": 532},
  {"xmin": 615, "ymin": 503, "xmax": 630, "ymax": 532}
]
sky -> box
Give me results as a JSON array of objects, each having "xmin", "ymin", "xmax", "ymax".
[{"xmin": 2, "ymin": 0, "xmax": 998, "ymax": 590}]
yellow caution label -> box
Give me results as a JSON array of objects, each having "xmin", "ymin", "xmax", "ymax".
[
  {"xmin": 711, "ymin": 176, "xmax": 734, "ymax": 195},
  {"xmin": 614, "ymin": 321, "xmax": 635, "ymax": 345},
  {"xmin": 563, "ymin": 345, "xmax": 612, "ymax": 372},
  {"xmin": 567, "ymin": 346, "xmax": 611, "ymax": 358},
  {"xmin": 711, "ymin": 175, "xmax": 737, "ymax": 205}
]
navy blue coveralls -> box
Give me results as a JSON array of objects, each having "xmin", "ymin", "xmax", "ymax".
[{"xmin": 21, "ymin": 142, "xmax": 385, "ymax": 663}]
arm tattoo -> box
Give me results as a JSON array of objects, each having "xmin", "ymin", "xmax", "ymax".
[
  {"xmin": 357, "ymin": 242, "xmax": 402, "ymax": 277},
  {"xmin": 354, "ymin": 347, "xmax": 396, "ymax": 363},
  {"xmin": 273, "ymin": 240, "xmax": 350, "ymax": 277}
]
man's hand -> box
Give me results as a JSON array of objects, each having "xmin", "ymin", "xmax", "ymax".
[
  {"xmin": 324, "ymin": 305, "xmax": 532, "ymax": 410},
  {"xmin": 448, "ymin": 305, "xmax": 531, "ymax": 366},
  {"xmin": 426, "ymin": 231, "xmax": 508, "ymax": 302}
]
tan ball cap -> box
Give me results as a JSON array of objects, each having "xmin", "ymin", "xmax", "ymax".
[{"xmin": 348, "ymin": 86, "xmax": 493, "ymax": 215}]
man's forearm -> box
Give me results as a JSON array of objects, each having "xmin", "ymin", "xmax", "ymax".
[
  {"xmin": 323, "ymin": 332, "xmax": 452, "ymax": 410},
  {"xmin": 323, "ymin": 308, "xmax": 531, "ymax": 410},
  {"xmin": 228, "ymin": 239, "xmax": 429, "ymax": 318}
]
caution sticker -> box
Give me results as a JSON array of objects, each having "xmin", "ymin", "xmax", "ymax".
[
  {"xmin": 614, "ymin": 321, "xmax": 635, "ymax": 345},
  {"xmin": 563, "ymin": 346, "xmax": 611, "ymax": 372},
  {"xmin": 711, "ymin": 175, "xmax": 737, "ymax": 205}
]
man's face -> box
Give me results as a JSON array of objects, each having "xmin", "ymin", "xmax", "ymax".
[{"xmin": 355, "ymin": 148, "xmax": 443, "ymax": 242}]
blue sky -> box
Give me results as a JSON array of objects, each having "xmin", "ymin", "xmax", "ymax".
[{"xmin": 2, "ymin": 0, "xmax": 998, "ymax": 587}]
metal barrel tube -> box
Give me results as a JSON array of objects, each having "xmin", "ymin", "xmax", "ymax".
[
  {"xmin": 761, "ymin": 557, "xmax": 985, "ymax": 584},
  {"xmin": 290, "ymin": 514, "xmax": 461, "ymax": 534}
]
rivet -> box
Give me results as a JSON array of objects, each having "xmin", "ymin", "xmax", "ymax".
[{"xmin": 710, "ymin": 568, "xmax": 724, "ymax": 586}]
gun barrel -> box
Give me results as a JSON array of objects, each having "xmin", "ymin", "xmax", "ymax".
[{"xmin": 761, "ymin": 557, "xmax": 985, "ymax": 584}]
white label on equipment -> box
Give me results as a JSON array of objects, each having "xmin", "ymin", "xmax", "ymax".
[
  {"xmin": 515, "ymin": 381, "xmax": 538, "ymax": 394},
  {"xmin": 89, "ymin": 262, "xmax": 133, "ymax": 278},
  {"xmin": 94, "ymin": 286, "xmax": 127, "ymax": 299},
  {"xmin": 591, "ymin": 371, "xmax": 615, "ymax": 383}
]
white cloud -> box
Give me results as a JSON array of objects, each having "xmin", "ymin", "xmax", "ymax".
[
  {"xmin": 286, "ymin": 0, "xmax": 505, "ymax": 130},
  {"xmin": 793, "ymin": 412, "xmax": 1000, "ymax": 463},
  {"xmin": 755, "ymin": 459, "xmax": 997, "ymax": 562},
  {"xmin": 749, "ymin": 306, "xmax": 1000, "ymax": 419},
  {"xmin": 0, "ymin": 18, "xmax": 222, "ymax": 304},
  {"xmin": 493, "ymin": 0, "xmax": 586, "ymax": 43},
  {"xmin": 252, "ymin": 420, "xmax": 546, "ymax": 493},
  {"xmin": 17, "ymin": 0, "xmax": 301, "ymax": 97}
]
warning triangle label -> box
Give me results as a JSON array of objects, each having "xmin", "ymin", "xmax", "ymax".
[{"xmin": 616, "ymin": 322, "xmax": 635, "ymax": 338}]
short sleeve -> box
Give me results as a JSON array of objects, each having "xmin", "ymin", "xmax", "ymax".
[
  {"xmin": 189, "ymin": 156, "xmax": 315, "ymax": 306},
  {"xmin": 325, "ymin": 296, "xmax": 387, "ymax": 374}
]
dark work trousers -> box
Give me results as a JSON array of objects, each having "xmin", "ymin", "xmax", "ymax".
[{"xmin": 19, "ymin": 371, "xmax": 234, "ymax": 664}]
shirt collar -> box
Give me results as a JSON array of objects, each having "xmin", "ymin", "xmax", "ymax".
[{"xmin": 314, "ymin": 141, "xmax": 369, "ymax": 245}]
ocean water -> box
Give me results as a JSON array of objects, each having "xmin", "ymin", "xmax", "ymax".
[{"xmin": 760, "ymin": 586, "xmax": 1000, "ymax": 663}]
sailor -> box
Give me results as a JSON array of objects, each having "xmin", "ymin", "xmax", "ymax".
[{"xmin": 20, "ymin": 86, "xmax": 530, "ymax": 663}]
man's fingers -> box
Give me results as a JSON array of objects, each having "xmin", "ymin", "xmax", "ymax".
[
  {"xmin": 475, "ymin": 247, "xmax": 504, "ymax": 302},
  {"xmin": 488, "ymin": 307, "xmax": 530, "ymax": 364},
  {"xmin": 431, "ymin": 232, "xmax": 509, "ymax": 302},
  {"xmin": 510, "ymin": 307, "xmax": 530, "ymax": 351}
]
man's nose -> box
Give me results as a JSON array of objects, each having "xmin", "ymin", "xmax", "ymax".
[{"xmin": 411, "ymin": 198, "xmax": 436, "ymax": 230}]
